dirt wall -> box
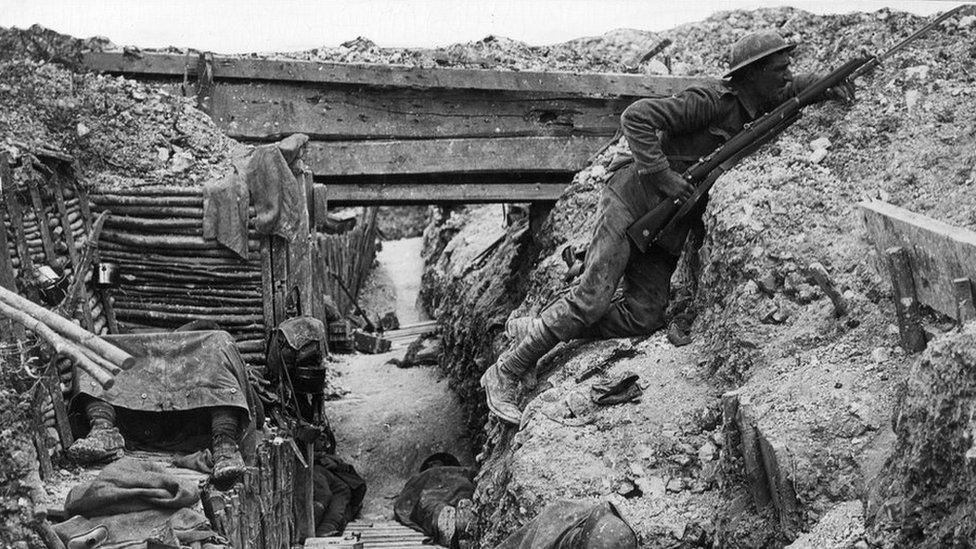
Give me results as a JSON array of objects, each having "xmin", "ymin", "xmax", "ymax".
[
  {"xmin": 421, "ymin": 7, "xmax": 976, "ymax": 548},
  {"xmin": 866, "ymin": 322, "xmax": 976, "ymax": 548}
]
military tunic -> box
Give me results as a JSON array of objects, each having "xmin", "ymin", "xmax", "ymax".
[{"xmin": 540, "ymin": 76, "xmax": 817, "ymax": 341}]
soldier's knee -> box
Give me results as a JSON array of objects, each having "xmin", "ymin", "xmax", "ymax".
[{"xmin": 631, "ymin": 304, "xmax": 667, "ymax": 334}]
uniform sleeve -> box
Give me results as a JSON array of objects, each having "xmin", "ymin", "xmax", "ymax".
[
  {"xmin": 782, "ymin": 73, "xmax": 823, "ymax": 101},
  {"xmin": 620, "ymin": 87, "xmax": 724, "ymax": 175}
]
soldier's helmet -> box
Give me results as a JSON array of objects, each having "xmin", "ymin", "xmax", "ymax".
[{"xmin": 724, "ymin": 31, "xmax": 797, "ymax": 78}]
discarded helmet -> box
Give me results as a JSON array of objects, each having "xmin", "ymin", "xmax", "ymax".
[{"xmin": 724, "ymin": 31, "xmax": 796, "ymax": 78}]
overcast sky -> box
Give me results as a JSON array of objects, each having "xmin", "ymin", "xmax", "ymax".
[{"xmin": 0, "ymin": 0, "xmax": 967, "ymax": 53}]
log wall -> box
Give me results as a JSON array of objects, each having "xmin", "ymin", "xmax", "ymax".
[
  {"xmin": 313, "ymin": 208, "xmax": 380, "ymax": 316},
  {"xmin": 0, "ymin": 152, "xmax": 116, "ymax": 337},
  {"xmin": 202, "ymin": 437, "xmax": 313, "ymax": 549},
  {"xmin": 87, "ymin": 185, "xmax": 271, "ymax": 365}
]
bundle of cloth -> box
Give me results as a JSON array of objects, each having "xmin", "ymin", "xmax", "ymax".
[{"xmin": 53, "ymin": 457, "xmax": 224, "ymax": 549}]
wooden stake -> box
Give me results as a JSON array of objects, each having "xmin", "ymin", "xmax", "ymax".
[
  {"xmin": 807, "ymin": 262, "xmax": 848, "ymax": 318},
  {"xmin": 886, "ymin": 247, "xmax": 927, "ymax": 352},
  {"xmin": 955, "ymin": 277, "xmax": 976, "ymax": 326},
  {"xmin": 25, "ymin": 178, "xmax": 58, "ymax": 266},
  {"xmin": 293, "ymin": 441, "xmax": 314, "ymax": 541},
  {"xmin": 43, "ymin": 361, "xmax": 73, "ymax": 450},
  {"xmin": 30, "ymin": 381, "xmax": 54, "ymax": 479}
]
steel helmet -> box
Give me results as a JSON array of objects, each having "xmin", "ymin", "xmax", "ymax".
[{"xmin": 724, "ymin": 31, "xmax": 797, "ymax": 78}]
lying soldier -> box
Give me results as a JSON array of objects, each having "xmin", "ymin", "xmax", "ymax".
[
  {"xmin": 482, "ymin": 31, "xmax": 854, "ymax": 425},
  {"xmin": 393, "ymin": 453, "xmax": 476, "ymax": 548},
  {"xmin": 67, "ymin": 330, "xmax": 259, "ymax": 484}
]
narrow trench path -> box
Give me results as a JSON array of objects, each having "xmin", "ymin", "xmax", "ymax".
[{"xmin": 324, "ymin": 237, "xmax": 474, "ymax": 521}]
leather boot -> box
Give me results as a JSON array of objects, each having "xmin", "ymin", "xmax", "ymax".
[
  {"xmin": 212, "ymin": 439, "xmax": 245, "ymax": 484},
  {"xmin": 505, "ymin": 316, "xmax": 533, "ymax": 347},
  {"xmin": 480, "ymin": 319, "xmax": 559, "ymax": 425},
  {"xmin": 66, "ymin": 425, "xmax": 124, "ymax": 464}
]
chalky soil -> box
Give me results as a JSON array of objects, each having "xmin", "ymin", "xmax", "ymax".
[{"xmin": 324, "ymin": 237, "xmax": 472, "ymax": 520}]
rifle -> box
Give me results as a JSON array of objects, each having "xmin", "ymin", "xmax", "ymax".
[{"xmin": 626, "ymin": 5, "xmax": 969, "ymax": 252}]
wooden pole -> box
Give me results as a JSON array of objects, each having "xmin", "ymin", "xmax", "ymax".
[
  {"xmin": 886, "ymin": 247, "xmax": 927, "ymax": 352},
  {"xmin": 0, "ymin": 285, "xmax": 134, "ymax": 370},
  {"xmin": 0, "ymin": 301, "xmax": 115, "ymax": 388},
  {"xmin": 293, "ymin": 441, "xmax": 314, "ymax": 541},
  {"xmin": 807, "ymin": 262, "xmax": 848, "ymax": 318}
]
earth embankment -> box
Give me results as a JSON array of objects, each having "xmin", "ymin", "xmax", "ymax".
[{"xmin": 421, "ymin": 7, "xmax": 976, "ymax": 547}]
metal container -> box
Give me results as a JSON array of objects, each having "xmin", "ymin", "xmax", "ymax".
[{"xmin": 95, "ymin": 262, "xmax": 119, "ymax": 288}]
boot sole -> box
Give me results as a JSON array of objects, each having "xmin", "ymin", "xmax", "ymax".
[{"xmin": 480, "ymin": 367, "xmax": 522, "ymax": 425}]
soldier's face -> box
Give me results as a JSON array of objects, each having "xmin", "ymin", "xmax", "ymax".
[{"xmin": 754, "ymin": 52, "xmax": 794, "ymax": 105}]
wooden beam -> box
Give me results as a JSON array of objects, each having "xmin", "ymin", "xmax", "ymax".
[
  {"xmin": 212, "ymin": 82, "xmax": 627, "ymax": 141},
  {"xmin": 82, "ymin": 51, "xmax": 714, "ymax": 96},
  {"xmin": 26, "ymin": 178, "xmax": 58, "ymax": 267},
  {"xmin": 860, "ymin": 200, "xmax": 976, "ymax": 320},
  {"xmin": 955, "ymin": 278, "xmax": 975, "ymax": 325},
  {"xmin": 886, "ymin": 246, "xmax": 926, "ymax": 353},
  {"xmin": 306, "ymin": 136, "xmax": 608, "ymax": 176},
  {"xmin": 325, "ymin": 182, "xmax": 567, "ymax": 205}
]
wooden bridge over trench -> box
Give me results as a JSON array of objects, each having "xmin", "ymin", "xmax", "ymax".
[{"xmin": 82, "ymin": 51, "xmax": 713, "ymax": 206}]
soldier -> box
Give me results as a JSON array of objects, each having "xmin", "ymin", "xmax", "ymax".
[{"xmin": 481, "ymin": 31, "xmax": 854, "ymax": 425}]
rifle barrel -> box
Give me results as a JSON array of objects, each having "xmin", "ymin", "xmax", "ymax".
[{"xmin": 850, "ymin": 5, "xmax": 969, "ymax": 81}]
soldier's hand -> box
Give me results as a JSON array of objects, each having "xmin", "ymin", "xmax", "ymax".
[
  {"xmin": 653, "ymin": 169, "xmax": 695, "ymax": 203},
  {"xmin": 826, "ymin": 79, "xmax": 855, "ymax": 104}
]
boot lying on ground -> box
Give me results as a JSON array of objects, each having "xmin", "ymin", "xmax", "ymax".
[
  {"xmin": 212, "ymin": 441, "xmax": 246, "ymax": 484},
  {"xmin": 66, "ymin": 426, "xmax": 125, "ymax": 464}
]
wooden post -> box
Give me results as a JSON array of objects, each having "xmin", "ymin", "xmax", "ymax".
[
  {"xmin": 243, "ymin": 467, "xmax": 261, "ymax": 549},
  {"xmin": 0, "ymin": 187, "xmax": 20, "ymax": 340},
  {"xmin": 201, "ymin": 485, "xmax": 229, "ymax": 536},
  {"xmin": 529, "ymin": 202, "xmax": 554, "ymax": 243},
  {"xmin": 258, "ymin": 444, "xmax": 275, "ymax": 549},
  {"xmin": 293, "ymin": 441, "xmax": 314, "ymax": 542},
  {"xmin": 43, "ymin": 362, "xmax": 73, "ymax": 450},
  {"xmin": 807, "ymin": 262, "xmax": 848, "ymax": 318},
  {"xmin": 1, "ymin": 154, "xmax": 38, "ymax": 301},
  {"xmin": 226, "ymin": 491, "xmax": 243, "ymax": 549},
  {"xmin": 195, "ymin": 52, "xmax": 215, "ymax": 115},
  {"xmin": 30, "ymin": 382, "xmax": 54, "ymax": 479},
  {"xmin": 955, "ymin": 277, "xmax": 976, "ymax": 326},
  {"xmin": 271, "ymin": 235, "xmax": 288, "ymax": 325},
  {"xmin": 886, "ymin": 247, "xmax": 927, "ymax": 352},
  {"xmin": 25, "ymin": 178, "xmax": 58, "ymax": 267}
]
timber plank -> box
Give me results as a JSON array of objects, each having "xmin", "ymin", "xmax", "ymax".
[
  {"xmin": 26, "ymin": 178, "xmax": 57, "ymax": 266},
  {"xmin": 0, "ymin": 170, "xmax": 19, "ymax": 339},
  {"xmin": 860, "ymin": 200, "xmax": 976, "ymax": 320},
  {"xmin": 211, "ymin": 82, "xmax": 626, "ymax": 141},
  {"xmin": 325, "ymin": 182, "xmax": 567, "ymax": 205},
  {"xmin": 82, "ymin": 51, "xmax": 713, "ymax": 96},
  {"xmin": 306, "ymin": 136, "xmax": 608, "ymax": 176}
]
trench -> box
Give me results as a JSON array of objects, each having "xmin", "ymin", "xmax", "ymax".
[{"xmin": 323, "ymin": 235, "xmax": 475, "ymax": 520}]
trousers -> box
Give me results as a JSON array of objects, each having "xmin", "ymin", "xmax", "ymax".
[{"xmin": 540, "ymin": 178, "xmax": 680, "ymax": 342}]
